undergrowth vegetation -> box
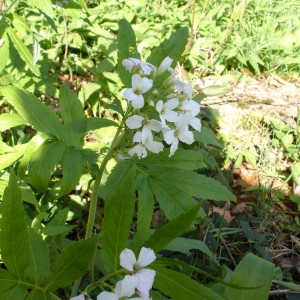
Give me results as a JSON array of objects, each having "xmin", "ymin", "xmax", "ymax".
[{"xmin": 0, "ymin": 0, "xmax": 300, "ymax": 299}]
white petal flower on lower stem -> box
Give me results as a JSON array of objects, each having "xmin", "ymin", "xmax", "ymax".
[
  {"xmin": 128, "ymin": 132, "xmax": 163, "ymax": 158},
  {"xmin": 97, "ymin": 275, "xmax": 142, "ymax": 300},
  {"xmin": 178, "ymin": 99, "xmax": 200, "ymax": 117},
  {"xmin": 163, "ymin": 115, "xmax": 195, "ymax": 156},
  {"xmin": 120, "ymin": 247, "xmax": 156, "ymax": 300},
  {"xmin": 123, "ymin": 74, "xmax": 153, "ymax": 108}
]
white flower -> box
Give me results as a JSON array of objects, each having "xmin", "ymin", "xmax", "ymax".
[
  {"xmin": 123, "ymin": 58, "xmax": 156, "ymax": 76},
  {"xmin": 97, "ymin": 276, "xmax": 142, "ymax": 300},
  {"xmin": 126, "ymin": 115, "xmax": 162, "ymax": 144},
  {"xmin": 156, "ymin": 98, "xmax": 179, "ymax": 125},
  {"xmin": 70, "ymin": 293, "xmax": 91, "ymax": 300},
  {"xmin": 175, "ymin": 80, "xmax": 193, "ymax": 98},
  {"xmin": 120, "ymin": 247, "xmax": 156, "ymax": 300},
  {"xmin": 177, "ymin": 99, "xmax": 201, "ymax": 131},
  {"xmin": 128, "ymin": 132, "xmax": 163, "ymax": 158},
  {"xmin": 163, "ymin": 115, "xmax": 195, "ymax": 156},
  {"xmin": 123, "ymin": 74, "xmax": 153, "ymax": 108},
  {"xmin": 156, "ymin": 56, "xmax": 173, "ymax": 74}
]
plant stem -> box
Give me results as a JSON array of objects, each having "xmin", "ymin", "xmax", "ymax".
[{"xmin": 71, "ymin": 123, "xmax": 126, "ymax": 297}]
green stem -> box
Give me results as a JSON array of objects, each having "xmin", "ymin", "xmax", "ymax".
[{"xmin": 71, "ymin": 123, "xmax": 127, "ymax": 298}]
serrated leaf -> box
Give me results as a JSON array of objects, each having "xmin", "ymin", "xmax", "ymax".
[
  {"xmin": 26, "ymin": 228, "xmax": 50, "ymax": 286},
  {"xmin": 0, "ymin": 32, "xmax": 10, "ymax": 73},
  {"xmin": 143, "ymin": 203, "xmax": 202, "ymax": 252},
  {"xmin": 25, "ymin": 289, "xmax": 61, "ymax": 300},
  {"xmin": 224, "ymin": 253, "xmax": 274, "ymax": 299},
  {"xmin": 117, "ymin": 19, "xmax": 140, "ymax": 86},
  {"xmin": 59, "ymin": 147, "xmax": 82, "ymax": 196},
  {"xmin": 1, "ymin": 170, "xmax": 30, "ymax": 279},
  {"xmin": 147, "ymin": 27, "xmax": 189, "ymax": 68},
  {"xmin": 153, "ymin": 267, "xmax": 224, "ymax": 300},
  {"xmin": 59, "ymin": 83, "xmax": 86, "ymax": 148},
  {"xmin": 138, "ymin": 149, "xmax": 205, "ymax": 170},
  {"xmin": 45, "ymin": 236, "xmax": 98, "ymax": 292},
  {"xmin": 85, "ymin": 117, "xmax": 118, "ymax": 132},
  {"xmin": 165, "ymin": 237, "xmax": 216, "ymax": 263},
  {"xmin": 194, "ymin": 126, "xmax": 223, "ymax": 148},
  {"xmin": 130, "ymin": 173, "xmax": 155, "ymax": 252},
  {"xmin": 102, "ymin": 161, "xmax": 136, "ymax": 272},
  {"xmin": 1, "ymin": 86, "xmax": 66, "ymax": 139},
  {"xmin": 0, "ymin": 269, "xmax": 27, "ymax": 300},
  {"xmin": 0, "ymin": 143, "xmax": 28, "ymax": 170},
  {"xmin": 28, "ymin": 140, "xmax": 66, "ymax": 191},
  {"xmin": 0, "ymin": 113, "xmax": 26, "ymax": 131},
  {"xmin": 6, "ymin": 27, "xmax": 40, "ymax": 76},
  {"xmin": 27, "ymin": 0, "xmax": 54, "ymax": 18}
]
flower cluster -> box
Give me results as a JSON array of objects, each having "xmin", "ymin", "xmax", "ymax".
[
  {"xmin": 123, "ymin": 57, "xmax": 201, "ymax": 158},
  {"xmin": 97, "ymin": 247, "xmax": 156, "ymax": 300}
]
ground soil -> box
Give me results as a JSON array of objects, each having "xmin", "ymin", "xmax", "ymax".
[{"xmin": 199, "ymin": 74, "xmax": 300, "ymax": 133}]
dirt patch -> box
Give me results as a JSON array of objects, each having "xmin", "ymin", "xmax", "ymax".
[{"xmin": 198, "ymin": 74, "xmax": 300, "ymax": 134}]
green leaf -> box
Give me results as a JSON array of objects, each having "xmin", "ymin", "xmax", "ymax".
[
  {"xmin": 164, "ymin": 237, "xmax": 216, "ymax": 262},
  {"xmin": 1, "ymin": 170, "xmax": 30, "ymax": 279},
  {"xmin": 153, "ymin": 267, "xmax": 224, "ymax": 300},
  {"xmin": 0, "ymin": 143, "xmax": 27, "ymax": 170},
  {"xmin": 25, "ymin": 289, "xmax": 61, "ymax": 300},
  {"xmin": 130, "ymin": 174, "xmax": 155, "ymax": 252},
  {"xmin": 28, "ymin": 140, "xmax": 66, "ymax": 191},
  {"xmin": 45, "ymin": 236, "xmax": 98, "ymax": 292},
  {"xmin": 144, "ymin": 203, "xmax": 202, "ymax": 252},
  {"xmin": 194, "ymin": 126, "xmax": 223, "ymax": 148},
  {"xmin": 0, "ymin": 86, "xmax": 65, "ymax": 139},
  {"xmin": 0, "ymin": 269, "xmax": 27, "ymax": 300},
  {"xmin": 6, "ymin": 27, "xmax": 40, "ymax": 76},
  {"xmin": 147, "ymin": 27, "xmax": 189, "ymax": 68},
  {"xmin": 0, "ymin": 32, "xmax": 10, "ymax": 74},
  {"xmin": 27, "ymin": 0, "xmax": 54, "ymax": 18},
  {"xmin": 40, "ymin": 225, "xmax": 76, "ymax": 237},
  {"xmin": 59, "ymin": 83, "xmax": 86, "ymax": 148},
  {"xmin": 0, "ymin": 113, "xmax": 26, "ymax": 131},
  {"xmin": 224, "ymin": 253, "xmax": 274, "ymax": 299},
  {"xmin": 59, "ymin": 147, "xmax": 82, "ymax": 196},
  {"xmin": 26, "ymin": 228, "xmax": 50, "ymax": 286},
  {"xmin": 85, "ymin": 117, "xmax": 118, "ymax": 132},
  {"xmin": 102, "ymin": 161, "xmax": 136, "ymax": 272},
  {"xmin": 138, "ymin": 149, "xmax": 205, "ymax": 170},
  {"xmin": 117, "ymin": 19, "xmax": 140, "ymax": 86}
]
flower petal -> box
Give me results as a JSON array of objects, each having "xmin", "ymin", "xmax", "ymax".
[
  {"xmin": 115, "ymin": 275, "xmax": 138, "ymax": 297},
  {"xmin": 128, "ymin": 144, "xmax": 147, "ymax": 158},
  {"xmin": 135, "ymin": 268, "xmax": 156, "ymax": 300},
  {"xmin": 137, "ymin": 247, "xmax": 156, "ymax": 267},
  {"xmin": 163, "ymin": 129, "xmax": 175, "ymax": 145},
  {"xmin": 126, "ymin": 115, "xmax": 144, "ymax": 129},
  {"xmin": 178, "ymin": 129, "xmax": 194, "ymax": 144},
  {"xmin": 145, "ymin": 139, "xmax": 164, "ymax": 154},
  {"xmin": 120, "ymin": 248, "xmax": 136, "ymax": 271},
  {"xmin": 169, "ymin": 138, "xmax": 179, "ymax": 156},
  {"xmin": 131, "ymin": 94, "xmax": 145, "ymax": 109},
  {"xmin": 97, "ymin": 291, "xmax": 118, "ymax": 300}
]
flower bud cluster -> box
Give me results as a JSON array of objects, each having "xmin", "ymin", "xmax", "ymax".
[{"xmin": 123, "ymin": 57, "xmax": 201, "ymax": 158}]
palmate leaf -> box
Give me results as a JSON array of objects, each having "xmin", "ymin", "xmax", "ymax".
[
  {"xmin": 153, "ymin": 267, "xmax": 224, "ymax": 300},
  {"xmin": 0, "ymin": 31, "xmax": 10, "ymax": 73},
  {"xmin": 224, "ymin": 253, "xmax": 274, "ymax": 299},
  {"xmin": 59, "ymin": 146, "xmax": 82, "ymax": 197},
  {"xmin": 117, "ymin": 19, "xmax": 140, "ymax": 86},
  {"xmin": 28, "ymin": 140, "xmax": 66, "ymax": 191},
  {"xmin": 147, "ymin": 27, "xmax": 189, "ymax": 68},
  {"xmin": 59, "ymin": 83, "xmax": 86, "ymax": 148},
  {"xmin": 143, "ymin": 203, "xmax": 202, "ymax": 253},
  {"xmin": 45, "ymin": 236, "xmax": 98, "ymax": 292},
  {"xmin": 26, "ymin": 228, "xmax": 50, "ymax": 286},
  {"xmin": 6, "ymin": 27, "xmax": 40, "ymax": 76},
  {"xmin": 0, "ymin": 269, "xmax": 27, "ymax": 300},
  {"xmin": 25, "ymin": 289, "xmax": 61, "ymax": 300},
  {"xmin": 130, "ymin": 173, "xmax": 155, "ymax": 252},
  {"xmin": 102, "ymin": 160, "xmax": 136, "ymax": 272},
  {"xmin": 1, "ymin": 170, "xmax": 30, "ymax": 279},
  {"xmin": 0, "ymin": 86, "xmax": 66, "ymax": 140},
  {"xmin": 0, "ymin": 113, "xmax": 26, "ymax": 131}
]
